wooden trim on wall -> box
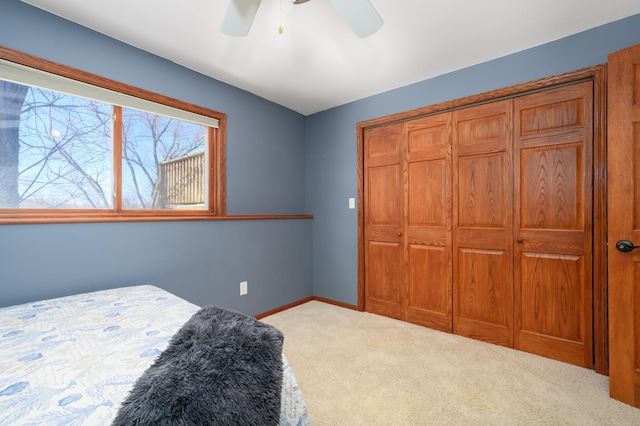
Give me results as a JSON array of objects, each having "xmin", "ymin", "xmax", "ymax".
[
  {"xmin": 214, "ymin": 122, "xmax": 228, "ymax": 217},
  {"xmin": 357, "ymin": 121, "xmax": 366, "ymax": 312},
  {"xmin": 592, "ymin": 65, "xmax": 609, "ymax": 375},
  {"xmin": 357, "ymin": 64, "xmax": 608, "ymax": 374},
  {"xmin": 312, "ymin": 295, "xmax": 360, "ymax": 311},
  {"xmin": 256, "ymin": 295, "xmax": 359, "ymax": 319},
  {"xmin": 0, "ymin": 214, "xmax": 313, "ymax": 225},
  {"xmin": 360, "ymin": 66, "xmax": 605, "ymax": 129},
  {"xmin": 255, "ymin": 296, "xmax": 314, "ymax": 319}
]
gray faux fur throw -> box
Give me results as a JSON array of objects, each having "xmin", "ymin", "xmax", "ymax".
[{"xmin": 112, "ymin": 305, "xmax": 284, "ymax": 426}]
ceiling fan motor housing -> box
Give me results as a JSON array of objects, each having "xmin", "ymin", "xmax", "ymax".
[{"xmin": 221, "ymin": 0, "xmax": 383, "ymax": 38}]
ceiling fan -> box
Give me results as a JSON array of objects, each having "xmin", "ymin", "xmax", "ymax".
[{"xmin": 221, "ymin": 0, "xmax": 384, "ymax": 38}]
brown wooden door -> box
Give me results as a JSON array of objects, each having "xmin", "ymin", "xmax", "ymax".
[
  {"xmin": 513, "ymin": 82, "xmax": 593, "ymax": 368},
  {"xmin": 607, "ymin": 43, "xmax": 640, "ymax": 407},
  {"xmin": 405, "ymin": 113, "xmax": 453, "ymax": 332},
  {"xmin": 453, "ymin": 100, "xmax": 514, "ymax": 347},
  {"xmin": 364, "ymin": 123, "xmax": 405, "ymax": 319},
  {"xmin": 362, "ymin": 78, "xmax": 596, "ymax": 370}
]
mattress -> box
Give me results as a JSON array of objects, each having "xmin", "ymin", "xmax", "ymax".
[{"xmin": 0, "ymin": 285, "xmax": 310, "ymax": 425}]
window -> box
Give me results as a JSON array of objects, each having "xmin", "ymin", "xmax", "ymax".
[{"xmin": 0, "ymin": 47, "xmax": 225, "ymax": 223}]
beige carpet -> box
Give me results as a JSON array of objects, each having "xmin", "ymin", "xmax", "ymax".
[{"xmin": 262, "ymin": 301, "xmax": 640, "ymax": 425}]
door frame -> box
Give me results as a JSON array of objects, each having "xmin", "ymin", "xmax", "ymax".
[{"xmin": 356, "ymin": 64, "xmax": 608, "ymax": 374}]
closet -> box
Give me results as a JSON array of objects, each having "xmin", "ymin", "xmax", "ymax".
[{"xmin": 363, "ymin": 81, "xmax": 593, "ymax": 368}]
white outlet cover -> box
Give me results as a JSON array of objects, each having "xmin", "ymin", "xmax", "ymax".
[{"xmin": 349, "ymin": 198, "xmax": 356, "ymax": 209}]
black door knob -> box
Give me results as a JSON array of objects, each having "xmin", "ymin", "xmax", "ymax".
[{"xmin": 616, "ymin": 240, "xmax": 639, "ymax": 253}]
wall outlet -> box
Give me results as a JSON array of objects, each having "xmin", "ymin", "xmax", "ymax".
[{"xmin": 240, "ymin": 281, "xmax": 248, "ymax": 296}]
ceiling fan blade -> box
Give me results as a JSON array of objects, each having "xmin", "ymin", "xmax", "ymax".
[
  {"xmin": 220, "ymin": 0, "xmax": 262, "ymax": 37},
  {"xmin": 329, "ymin": 0, "xmax": 383, "ymax": 38}
]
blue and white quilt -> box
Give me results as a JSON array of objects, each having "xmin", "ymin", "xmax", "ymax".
[{"xmin": 0, "ymin": 285, "xmax": 309, "ymax": 425}]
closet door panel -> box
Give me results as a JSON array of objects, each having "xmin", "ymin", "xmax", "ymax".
[
  {"xmin": 364, "ymin": 123, "xmax": 405, "ymax": 319},
  {"xmin": 518, "ymin": 252, "xmax": 587, "ymax": 366},
  {"xmin": 520, "ymin": 253, "xmax": 584, "ymax": 341},
  {"xmin": 368, "ymin": 165, "xmax": 401, "ymax": 225},
  {"xmin": 455, "ymin": 248, "xmax": 510, "ymax": 344},
  {"xmin": 453, "ymin": 100, "xmax": 513, "ymax": 347},
  {"xmin": 514, "ymin": 82, "xmax": 593, "ymax": 368},
  {"xmin": 408, "ymin": 160, "xmax": 445, "ymax": 225},
  {"xmin": 520, "ymin": 144, "xmax": 582, "ymax": 230},
  {"xmin": 457, "ymin": 154, "xmax": 505, "ymax": 227},
  {"xmin": 367, "ymin": 240, "xmax": 404, "ymax": 318},
  {"xmin": 408, "ymin": 244, "xmax": 450, "ymax": 328},
  {"xmin": 405, "ymin": 113, "xmax": 452, "ymax": 331}
]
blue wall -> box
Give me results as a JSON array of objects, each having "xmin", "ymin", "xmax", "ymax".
[
  {"xmin": 306, "ymin": 13, "xmax": 640, "ymax": 306},
  {"xmin": 3, "ymin": 0, "xmax": 640, "ymax": 312},
  {"xmin": 0, "ymin": 0, "xmax": 312, "ymax": 314}
]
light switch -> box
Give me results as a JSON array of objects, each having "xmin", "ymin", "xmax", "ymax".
[{"xmin": 349, "ymin": 198, "xmax": 356, "ymax": 209}]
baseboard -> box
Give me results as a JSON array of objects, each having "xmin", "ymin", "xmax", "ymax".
[
  {"xmin": 255, "ymin": 297, "xmax": 313, "ymax": 319},
  {"xmin": 311, "ymin": 295, "xmax": 360, "ymax": 311},
  {"xmin": 256, "ymin": 296, "xmax": 360, "ymax": 319}
]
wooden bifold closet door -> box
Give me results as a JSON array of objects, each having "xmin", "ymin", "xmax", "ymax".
[
  {"xmin": 363, "ymin": 122, "xmax": 405, "ymax": 320},
  {"xmin": 363, "ymin": 81, "xmax": 593, "ymax": 368},
  {"xmin": 405, "ymin": 113, "xmax": 453, "ymax": 331},
  {"xmin": 513, "ymin": 83, "xmax": 593, "ymax": 368},
  {"xmin": 363, "ymin": 113, "xmax": 453, "ymax": 331},
  {"xmin": 452, "ymin": 100, "xmax": 514, "ymax": 348}
]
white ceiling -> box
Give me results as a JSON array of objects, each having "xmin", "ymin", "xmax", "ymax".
[{"xmin": 21, "ymin": 0, "xmax": 640, "ymax": 116}]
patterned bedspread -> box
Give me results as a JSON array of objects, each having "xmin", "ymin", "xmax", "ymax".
[{"xmin": 0, "ymin": 285, "xmax": 309, "ymax": 425}]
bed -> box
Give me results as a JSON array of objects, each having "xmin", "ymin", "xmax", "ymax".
[{"xmin": 0, "ymin": 285, "xmax": 310, "ymax": 425}]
